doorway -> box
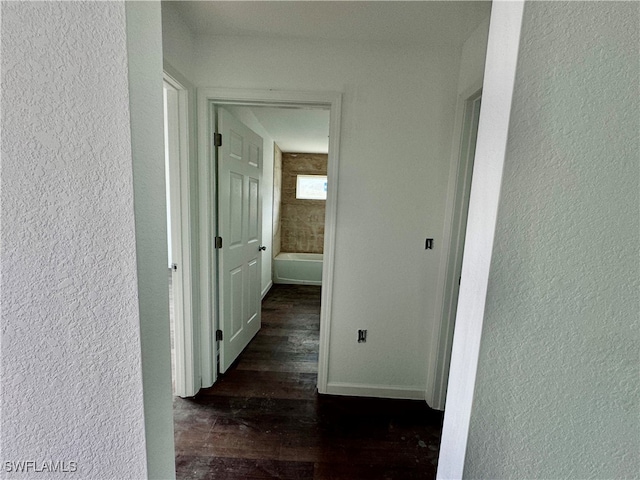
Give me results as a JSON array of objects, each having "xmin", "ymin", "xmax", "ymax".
[
  {"xmin": 163, "ymin": 72, "xmax": 198, "ymax": 399},
  {"xmin": 214, "ymin": 105, "xmax": 330, "ymax": 378},
  {"xmin": 430, "ymin": 88, "xmax": 483, "ymax": 409},
  {"xmin": 196, "ymin": 89, "xmax": 342, "ymax": 394}
]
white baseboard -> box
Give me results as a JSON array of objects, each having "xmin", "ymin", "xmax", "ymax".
[
  {"xmin": 325, "ymin": 382, "xmax": 426, "ymax": 401},
  {"xmin": 273, "ymin": 278, "xmax": 322, "ymax": 286},
  {"xmin": 261, "ymin": 281, "xmax": 273, "ymax": 300}
]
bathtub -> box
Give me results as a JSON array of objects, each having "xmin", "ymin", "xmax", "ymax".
[{"xmin": 273, "ymin": 252, "xmax": 323, "ymax": 286}]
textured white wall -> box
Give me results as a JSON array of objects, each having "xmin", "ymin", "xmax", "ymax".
[
  {"xmin": 193, "ymin": 36, "xmax": 461, "ymax": 395},
  {"xmin": 1, "ymin": 2, "xmax": 149, "ymax": 478},
  {"xmin": 465, "ymin": 2, "xmax": 639, "ymax": 478}
]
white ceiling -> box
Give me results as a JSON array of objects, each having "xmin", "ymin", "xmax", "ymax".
[
  {"xmin": 170, "ymin": 1, "xmax": 491, "ymax": 47},
  {"xmin": 252, "ymin": 107, "xmax": 330, "ymax": 153},
  {"xmin": 232, "ymin": 106, "xmax": 330, "ymax": 153},
  {"xmin": 168, "ymin": 1, "xmax": 491, "ymax": 154}
]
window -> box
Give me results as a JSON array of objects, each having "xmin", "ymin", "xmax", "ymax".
[{"xmin": 296, "ymin": 175, "xmax": 327, "ymax": 200}]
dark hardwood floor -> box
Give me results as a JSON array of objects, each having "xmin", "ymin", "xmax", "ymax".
[{"xmin": 173, "ymin": 284, "xmax": 443, "ymax": 479}]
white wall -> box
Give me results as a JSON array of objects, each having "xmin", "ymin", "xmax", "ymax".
[
  {"xmin": 226, "ymin": 106, "xmax": 276, "ymax": 298},
  {"xmin": 1, "ymin": 2, "xmax": 171, "ymax": 477},
  {"xmin": 456, "ymin": 16, "xmax": 491, "ymax": 95},
  {"xmin": 465, "ymin": 2, "xmax": 639, "ymax": 478},
  {"xmin": 194, "ymin": 35, "xmax": 462, "ymax": 396},
  {"xmin": 161, "ymin": 1, "xmax": 196, "ymax": 84}
]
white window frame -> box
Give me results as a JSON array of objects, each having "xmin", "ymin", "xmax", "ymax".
[{"xmin": 296, "ymin": 174, "xmax": 328, "ymax": 200}]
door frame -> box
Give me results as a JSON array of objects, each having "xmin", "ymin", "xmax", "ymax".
[
  {"xmin": 163, "ymin": 70, "xmax": 198, "ymax": 398},
  {"xmin": 426, "ymin": 84, "xmax": 483, "ymax": 411},
  {"xmin": 197, "ymin": 88, "xmax": 342, "ymax": 391}
]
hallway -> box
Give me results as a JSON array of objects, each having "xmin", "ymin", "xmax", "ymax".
[{"xmin": 173, "ymin": 284, "xmax": 443, "ymax": 479}]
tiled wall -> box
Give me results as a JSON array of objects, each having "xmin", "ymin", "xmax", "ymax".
[
  {"xmin": 272, "ymin": 144, "xmax": 282, "ymax": 258},
  {"xmin": 279, "ymin": 152, "xmax": 327, "ymax": 254}
]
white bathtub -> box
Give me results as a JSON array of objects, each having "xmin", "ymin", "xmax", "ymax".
[{"xmin": 273, "ymin": 252, "xmax": 323, "ymax": 286}]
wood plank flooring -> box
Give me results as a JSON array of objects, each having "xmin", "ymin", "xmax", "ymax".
[{"xmin": 173, "ymin": 284, "xmax": 443, "ymax": 479}]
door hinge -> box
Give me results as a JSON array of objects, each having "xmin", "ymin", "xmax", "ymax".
[
  {"xmin": 214, "ymin": 236, "xmax": 223, "ymax": 249},
  {"xmin": 213, "ymin": 132, "xmax": 222, "ymax": 147},
  {"xmin": 171, "ymin": 263, "xmax": 178, "ymax": 272},
  {"xmin": 216, "ymin": 329, "xmax": 223, "ymax": 341}
]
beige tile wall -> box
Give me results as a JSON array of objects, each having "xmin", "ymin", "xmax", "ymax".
[
  {"xmin": 272, "ymin": 144, "xmax": 282, "ymax": 258},
  {"xmin": 279, "ymin": 152, "xmax": 327, "ymax": 254}
]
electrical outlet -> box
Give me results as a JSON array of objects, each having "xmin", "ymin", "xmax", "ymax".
[{"xmin": 358, "ymin": 330, "xmax": 367, "ymax": 343}]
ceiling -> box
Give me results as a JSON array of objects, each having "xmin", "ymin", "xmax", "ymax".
[
  {"xmin": 169, "ymin": 1, "xmax": 492, "ymax": 47},
  {"xmin": 167, "ymin": 1, "xmax": 491, "ymax": 154},
  {"xmin": 229, "ymin": 106, "xmax": 330, "ymax": 153}
]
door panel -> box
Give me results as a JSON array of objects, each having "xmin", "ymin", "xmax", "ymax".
[
  {"xmin": 218, "ymin": 107, "xmax": 263, "ymax": 373},
  {"xmin": 248, "ymin": 259, "xmax": 260, "ymax": 324},
  {"xmin": 230, "ymin": 267, "xmax": 243, "ymax": 338},
  {"xmin": 230, "ymin": 130, "xmax": 243, "ymax": 158},
  {"xmin": 248, "ymin": 177, "xmax": 259, "ymax": 241},
  {"xmin": 229, "ymin": 174, "xmax": 244, "ymax": 246},
  {"xmin": 249, "ymin": 142, "xmax": 260, "ymax": 168}
]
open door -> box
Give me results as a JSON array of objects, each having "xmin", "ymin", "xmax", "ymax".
[{"xmin": 216, "ymin": 107, "xmax": 264, "ymax": 373}]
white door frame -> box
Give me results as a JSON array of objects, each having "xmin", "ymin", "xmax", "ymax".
[
  {"xmin": 197, "ymin": 88, "xmax": 342, "ymax": 391},
  {"xmin": 163, "ymin": 71, "xmax": 198, "ymax": 398},
  {"xmin": 436, "ymin": 2, "xmax": 525, "ymax": 478},
  {"xmin": 426, "ymin": 83, "xmax": 483, "ymax": 411}
]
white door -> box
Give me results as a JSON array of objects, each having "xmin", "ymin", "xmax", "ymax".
[{"xmin": 217, "ymin": 107, "xmax": 263, "ymax": 373}]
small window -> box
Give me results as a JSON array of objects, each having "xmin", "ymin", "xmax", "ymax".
[{"xmin": 296, "ymin": 175, "xmax": 327, "ymax": 200}]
